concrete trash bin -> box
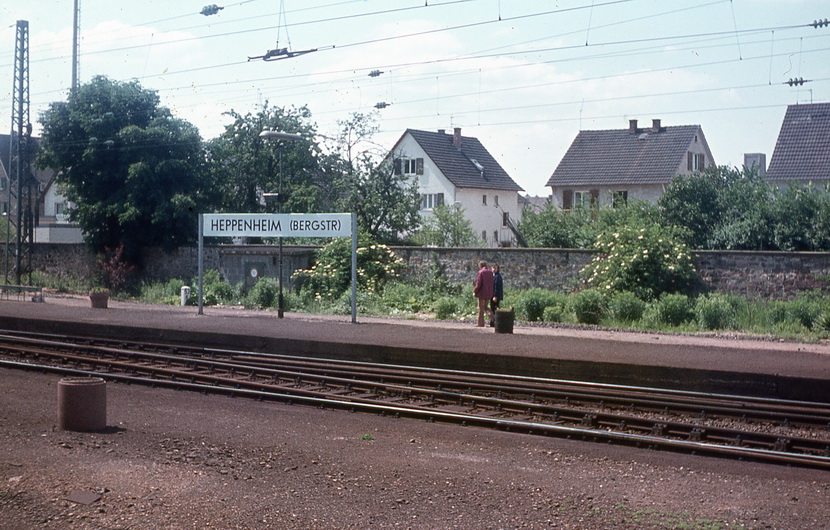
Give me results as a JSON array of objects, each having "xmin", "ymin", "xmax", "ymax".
[
  {"xmin": 494, "ymin": 308, "xmax": 514, "ymax": 334},
  {"xmin": 57, "ymin": 377, "xmax": 107, "ymax": 432}
]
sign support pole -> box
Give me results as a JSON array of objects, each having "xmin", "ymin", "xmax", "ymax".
[
  {"xmin": 197, "ymin": 214, "xmax": 204, "ymax": 315},
  {"xmin": 351, "ymin": 212, "xmax": 357, "ymax": 324}
]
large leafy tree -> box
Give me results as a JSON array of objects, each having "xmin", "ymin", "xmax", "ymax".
[
  {"xmin": 207, "ymin": 103, "xmax": 321, "ymax": 214},
  {"xmin": 37, "ymin": 76, "xmax": 213, "ymax": 263},
  {"xmin": 331, "ymin": 112, "xmax": 420, "ymax": 243},
  {"xmin": 518, "ymin": 204, "xmax": 596, "ymax": 248},
  {"xmin": 659, "ymin": 166, "xmax": 778, "ymax": 250},
  {"xmin": 413, "ymin": 204, "xmax": 480, "ymax": 247}
]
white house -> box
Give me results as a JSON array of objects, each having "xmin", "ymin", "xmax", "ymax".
[
  {"xmin": 34, "ymin": 177, "xmax": 83, "ymax": 244},
  {"xmin": 389, "ymin": 128, "xmax": 524, "ymax": 247},
  {"xmin": 0, "ymin": 134, "xmax": 82, "ymax": 243}
]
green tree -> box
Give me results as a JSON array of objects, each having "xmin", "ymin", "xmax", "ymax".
[
  {"xmin": 0, "ymin": 217, "xmax": 14, "ymax": 243},
  {"xmin": 37, "ymin": 76, "xmax": 214, "ymax": 263},
  {"xmin": 770, "ymin": 184, "xmax": 830, "ymax": 251},
  {"xmin": 707, "ymin": 169, "xmax": 774, "ymax": 250},
  {"xmin": 332, "ymin": 113, "xmax": 420, "ymax": 243},
  {"xmin": 518, "ymin": 204, "xmax": 595, "ymax": 248},
  {"xmin": 207, "ymin": 102, "xmax": 321, "ymax": 215},
  {"xmin": 659, "ymin": 166, "xmax": 775, "ymax": 250},
  {"xmin": 413, "ymin": 203, "xmax": 480, "ymax": 247},
  {"xmin": 658, "ymin": 168, "xmax": 725, "ymax": 249}
]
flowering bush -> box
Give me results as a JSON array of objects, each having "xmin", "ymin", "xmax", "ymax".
[
  {"xmin": 580, "ymin": 225, "xmax": 697, "ymax": 300},
  {"xmin": 293, "ymin": 236, "xmax": 404, "ymax": 301}
]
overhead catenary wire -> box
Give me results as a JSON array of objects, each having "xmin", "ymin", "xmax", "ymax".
[
  {"xmin": 24, "ymin": 29, "xmax": 830, "ymax": 137},
  {"xmin": 6, "ymin": 0, "xmax": 828, "ymax": 161}
]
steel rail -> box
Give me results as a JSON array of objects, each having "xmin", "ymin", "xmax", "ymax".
[
  {"xmin": 4, "ymin": 338, "xmax": 830, "ymax": 467},
  {"xmin": 3, "ymin": 331, "xmax": 830, "ymax": 429},
  {"xmin": 3, "ymin": 356, "xmax": 830, "ymax": 471}
]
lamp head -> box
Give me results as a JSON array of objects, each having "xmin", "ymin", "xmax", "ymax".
[{"xmin": 259, "ymin": 130, "xmax": 303, "ymax": 141}]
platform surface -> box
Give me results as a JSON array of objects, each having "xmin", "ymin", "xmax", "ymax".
[{"xmin": 1, "ymin": 294, "xmax": 829, "ymax": 400}]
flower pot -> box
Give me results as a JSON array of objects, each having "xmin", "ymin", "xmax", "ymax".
[{"xmin": 89, "ymin": 291, "xmax": 109, "ymax": 309}]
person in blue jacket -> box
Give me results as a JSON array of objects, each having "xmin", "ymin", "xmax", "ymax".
[{"xmin": 490, "ymin": 264, "xmax": 503, "ymax": 327}]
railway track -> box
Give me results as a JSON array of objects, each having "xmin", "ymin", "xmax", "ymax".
[{"xmin": 2, "ymin": 330, "xmax": 830, "ymax": 470}]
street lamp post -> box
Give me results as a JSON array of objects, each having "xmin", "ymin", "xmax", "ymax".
[{"xmin": 259, "ymin": 130, "xmax": 303, "ymax": 319}]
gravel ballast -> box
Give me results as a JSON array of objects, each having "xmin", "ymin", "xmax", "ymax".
[{"xmin": 1, "ymin": 367, "xmax": 829, "ymax": 529}]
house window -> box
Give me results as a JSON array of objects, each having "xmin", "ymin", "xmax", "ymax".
[
  {"xmin": 493, "ymin": 231, "xmax": 498, "ymax": 243},
  {"xmin": 394, "ymin": 157, "xmax": 424, "ymax": 175},
  {"xmin": 481, "ymin": 230, "xmax": 487, "ymax": 242},
  {"xmin": 494, "ymin": 195, "xmax": 499, "ymax": 207},
  {"xmin": 573, "ymin": 191, "xmax": 591, "ymax": 209},
  {"xmin": 563, "ymin": 189, "xmax": 599, "ymax": 210},
  {"xmin": 688, "ymin": 152, "xmax": 706, "ymax": 172},
  {"xmin": 420, "ymin": 193, "xmax": 444, "ymax": 210},
  {"xmin": 55, "ymin": 202, "xmax": 67, "ymax": 215},
  {"xmin": 502, "ymin": 212, "xmax": 510, "ymax": 227},
  {"xmin": 611, "ymin": 191, "xmax": 628, "ymax": 208},
  {"xmin": 482, "ymin": 194, "xmax": 487, "ymax": 206}
]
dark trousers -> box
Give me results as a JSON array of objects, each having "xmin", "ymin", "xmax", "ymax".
[{"xmin": 489, "ymin": 298, "xmax": 500, "ymax": 324}]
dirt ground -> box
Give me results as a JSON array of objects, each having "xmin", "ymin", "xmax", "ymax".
[{"xmin": 1, "ymin": 365, "xmax": 829, "ymax": 530}]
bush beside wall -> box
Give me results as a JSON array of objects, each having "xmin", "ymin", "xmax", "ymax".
[{"xmin": 28, "ymin": 244, "xmax": 830, "ymax": 300}]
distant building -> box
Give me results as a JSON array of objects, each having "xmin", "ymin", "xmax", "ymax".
[
  {"xmin": 743, "ymin": 153, "xmax": 767, "ymax": 177},
  {"xmin": 518, "ymin": 194, "xmax": 549, "ymax": 214},
  {"xmin": 0, "ymin": 134, "xmax": 82, "ymax": 243},
  {"xmin": 389, "ymin": 128, "xmax": 524, "ymax": 247},
  {"xmin": 766, "ymin": 102, "xmax": 830, "ymax": 187},
  {"xmin": 546, "ymin": 119, "xmax": 715, "ymax": 209}
]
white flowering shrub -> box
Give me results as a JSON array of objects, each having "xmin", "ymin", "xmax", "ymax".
[
  {"xmin": 580, "ymin": 225, "xmax": 697, "ymax": 300},
  {"xmin": 293, "ymin": 236, "xmax": 404, "ymax": 301}
]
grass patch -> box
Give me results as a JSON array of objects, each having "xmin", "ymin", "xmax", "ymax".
[{"xmin": 121, "ymin": 275, "xmax": 830, "ymax": 343}]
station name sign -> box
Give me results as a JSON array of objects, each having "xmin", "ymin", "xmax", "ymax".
[{"xmin": 203, "ymin": 213, "xmax": 351, "ymax": 238}]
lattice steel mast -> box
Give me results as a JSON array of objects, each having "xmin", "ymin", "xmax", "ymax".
[{"xmin": 7, "ymin": 20, "xmax": 34, "ymax": 285}]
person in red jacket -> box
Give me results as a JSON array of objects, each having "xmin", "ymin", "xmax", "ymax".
[{"xmin": 473, "ymin": 261, "xmax": 494, "ymax": 327}]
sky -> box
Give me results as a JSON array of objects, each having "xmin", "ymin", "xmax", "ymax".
[{"xmin": 1, "ymin": 0, "xmax": 828, "ymax": 196}]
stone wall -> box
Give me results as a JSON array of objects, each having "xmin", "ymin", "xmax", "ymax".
[
  {"xmin": 391, "ymin": 246, "xmax": 594, "ymax": 292},
  {"xmin": 27, "ymin": 244, "xmax": 830, "ymax": 299},
  {"xmin": 31, "ymin": 244, "xmax": 316, "ymax": 290},
  {"xmin": 693, "ymin": 250, "xmax": 830, "ymax": 299}
]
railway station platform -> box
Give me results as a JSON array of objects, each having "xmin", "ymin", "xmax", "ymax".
[{"xmin": 1, "ymin": 293, "xmax": 829, "ymax": 402}]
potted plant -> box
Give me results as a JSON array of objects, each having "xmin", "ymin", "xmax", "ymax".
[{"xmin": 89, "ymin": 287, "xmax": 110, "ymax": 309}]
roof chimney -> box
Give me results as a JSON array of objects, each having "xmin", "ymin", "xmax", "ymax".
[
  {"xmin": 437, "ymin": 129, "xmax": 445, "ymax": 135},
  {"xmin": 652, "ymin": 119, "xmax": 662, "ymax": 132},
  {"xmin": 629, "ymin": 119, "xmax": 638, "ymax": 133},
  {"xmin": 453, "ymin": 127, "xmax": 462, "ymax": 149}
]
